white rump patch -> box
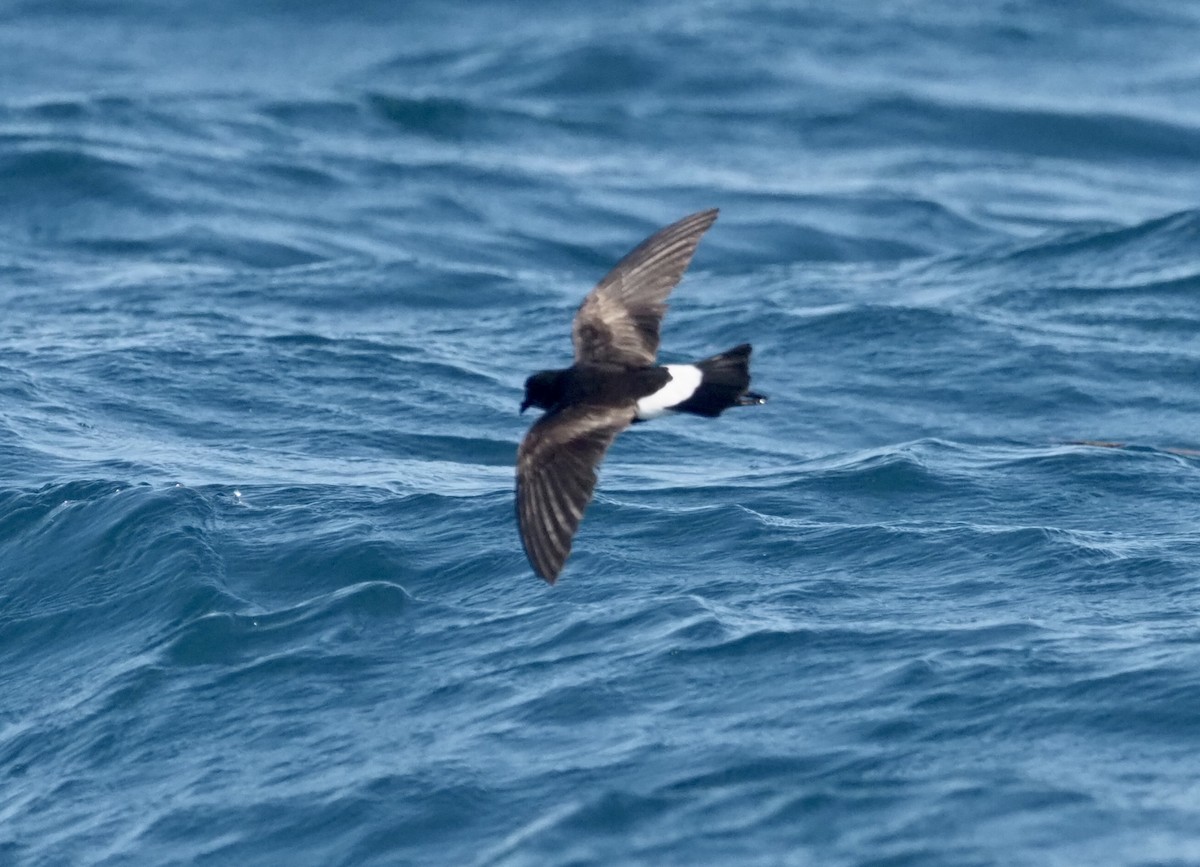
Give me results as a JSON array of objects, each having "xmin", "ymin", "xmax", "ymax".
[{"xmin": 636, "ymin": 364, "xmax": 703, "ymax": 420}]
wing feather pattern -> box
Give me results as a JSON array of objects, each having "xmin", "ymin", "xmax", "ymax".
[
  {"xmin": 516, "ymin": 404, "xmax": 634, "ymax": 583},
  {"xmin": 572, "ymin": 209, "xmax": 718, "ymax": 367}
]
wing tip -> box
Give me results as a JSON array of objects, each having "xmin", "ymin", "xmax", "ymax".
[
  {"xmin": 520, "ymin": 532, "xmax": 562, "ymax": 584},
  {"xmin": 531, "ymin": 547, "xmax": 562, "ymax": 584},
  {"xmin": 683, "ymin": 207, "xmax": 719, "ymax": 233}
]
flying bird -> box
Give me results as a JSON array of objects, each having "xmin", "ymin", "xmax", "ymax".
[{"xmin": 516, "ymin": 208, "xmax": 766, "ymax": 584}]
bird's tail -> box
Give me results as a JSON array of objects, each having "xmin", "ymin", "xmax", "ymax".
[{"xmin": 673, "ymin": 343, "xmax": 767, "ymax": 417}]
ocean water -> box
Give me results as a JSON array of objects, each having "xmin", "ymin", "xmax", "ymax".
[{"xmin": 3, "ymin": 1, "xmax": 1200, "ymax": 864}]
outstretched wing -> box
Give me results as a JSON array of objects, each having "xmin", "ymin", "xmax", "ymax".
[
  {"xmin": 516, "ymin": 403, "xmax": 635, "ymax": 583},
  {"xmin": 572, "ymin": 209, "xmax": 718, "ymax": 367}
]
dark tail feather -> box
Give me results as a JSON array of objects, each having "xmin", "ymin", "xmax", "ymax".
[{"xmin": 673, "ymin": 343, "xmax": 767, "ymax": 418}]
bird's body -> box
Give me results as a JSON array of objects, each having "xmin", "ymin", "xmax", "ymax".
[
  {"xmin": 516, "ymin": 209, "xmax": 765, "ymax": 583},
  {"xmin": 521, "ymin": 363, "xmax": 670, "ymax": 415}
]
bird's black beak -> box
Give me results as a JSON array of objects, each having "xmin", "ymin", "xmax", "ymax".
[{"xmin": 519, "ymin": 399, "xmax": 530, "ymax": 414}]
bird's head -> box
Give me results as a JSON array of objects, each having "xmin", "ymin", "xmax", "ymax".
[{"xmin": 521, "ymin": 370, "xmax": 562, "ymax": 414}]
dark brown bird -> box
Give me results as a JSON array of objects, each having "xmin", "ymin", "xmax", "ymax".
[{"xmin": 516, "ymin": 209, "xmax": 766, "ymax": 584}]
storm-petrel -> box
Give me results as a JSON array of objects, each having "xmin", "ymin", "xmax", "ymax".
[{"xmin": 516, "ymin": 208, "xmax": 766, "ymax": 584}]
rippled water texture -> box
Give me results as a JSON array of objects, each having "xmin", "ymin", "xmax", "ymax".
[{"xmin": 3, "ymin": 1, "xmax": 1200, "ymax": 864}]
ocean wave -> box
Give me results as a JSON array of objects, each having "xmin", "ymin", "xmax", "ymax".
[
  {"xmin": 164, "ymin": 581, "xmax": 414, "ymax": 667},
  {"xmin": 809, "ymin": 95, "xmax": 1200, "ymax": 163},
  {"xmin": 6, "ymin": 1, "xmax": 1200, "ymax": 864}
]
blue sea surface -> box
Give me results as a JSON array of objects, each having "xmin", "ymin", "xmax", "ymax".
[{"xmin": 3, "ymin": 1, "xmax": 1200, "ymax": 864}]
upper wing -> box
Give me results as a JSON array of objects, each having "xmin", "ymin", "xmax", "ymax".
[
  {"xmin": 572, "ymin": 209, "xmax": 718, "ymax": 367},
  {"xmin": 516, "ymin": 403, "xmax": 635, "ymax": 583}
]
